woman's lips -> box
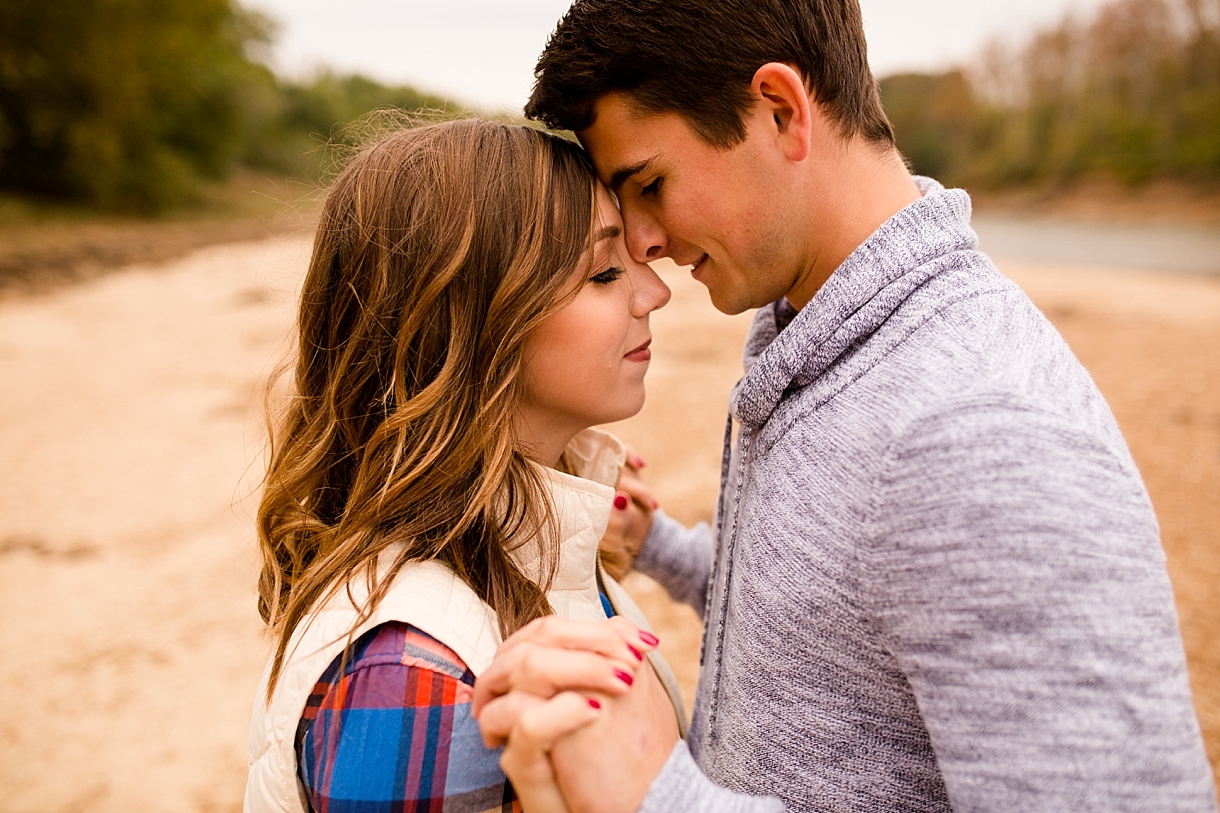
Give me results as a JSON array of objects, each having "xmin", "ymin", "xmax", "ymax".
[{"xmin": 625, "ymin": 338, "xmax": 652, "ymax": 362}]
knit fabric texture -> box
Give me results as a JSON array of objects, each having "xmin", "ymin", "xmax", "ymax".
[{"xmin": 634, "ymin": 178, "xmax": 1217, "ymax": 813}]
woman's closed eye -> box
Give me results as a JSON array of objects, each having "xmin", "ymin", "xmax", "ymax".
[
  {"xmin": 590, "ymin": 266, "xmax": 624, "ymax": 285},
  {"xmin": 640, "ymin": 178, "xmax": 662, "ymax": 197}
]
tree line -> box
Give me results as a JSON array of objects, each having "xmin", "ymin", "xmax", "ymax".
[
  {"xmin": 881, "ymin": 0, "xmax": 1220, "ymax": 188},
  {"xmin": 2, "ymin": 0, "xmax": 1216, "ymax": 211},
  {"xmin": 0, "ymin": 0, "xmax": 454, "ymax": 211}
]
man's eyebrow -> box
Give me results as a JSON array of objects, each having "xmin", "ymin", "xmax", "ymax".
[
  {"xmin": 608, "ymin": 157, "xmax": 657, "ymax": 192},
  {"xmin": 595, "ymin": 225, "xmax": 621, "ymax": 242}
]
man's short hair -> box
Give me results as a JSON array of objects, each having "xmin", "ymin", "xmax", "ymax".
[{"xmin": 527, "ymin": 0, "xmax": 895, "ymax": 149}]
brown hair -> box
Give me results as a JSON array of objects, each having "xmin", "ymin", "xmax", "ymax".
[
  {"xmin": 526, "ymin": 0, "xmax": 894, "ymax": 148},
  {"xmin": 256, "ymin": 119, "xmax": 598, "ymax": 696}
]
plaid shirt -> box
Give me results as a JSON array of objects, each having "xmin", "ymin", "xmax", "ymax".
[{"xmin": 296, "ymin": 622, "xmax": 520, "ymax": 813}]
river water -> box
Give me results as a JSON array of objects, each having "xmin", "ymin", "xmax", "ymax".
[{"xmin": 973, "ymin": 215, "xmax": 1220, "ymax": 276}]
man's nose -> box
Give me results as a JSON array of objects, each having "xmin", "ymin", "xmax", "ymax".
[{"xmin": 621, "ymin": 201, "xmax": 668, "ymax": 264}]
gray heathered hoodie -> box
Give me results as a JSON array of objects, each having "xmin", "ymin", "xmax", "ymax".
[{"xmin": 633, "ymin": 179, "xmax": 1217, "ymax": 813}]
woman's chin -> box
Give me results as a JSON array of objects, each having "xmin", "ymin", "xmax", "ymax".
[{"xmin": 600, "ymin": 388, "xmax": 648, "ymax": 425}]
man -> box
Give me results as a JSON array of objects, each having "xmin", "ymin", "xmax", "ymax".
[{"xmin": 476, "ymin": 1, "xmax": 1218, "ymax": 811}]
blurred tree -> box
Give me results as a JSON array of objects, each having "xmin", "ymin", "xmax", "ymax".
[
  {"xmin": 879, "ymin": 70, "xmax": 979, "ymax": 181},
  {"xmin": 245, "ymin": 71, "xmax": 457, "ymax": 179},
  {"xmin": 0, "ymin": 0, "xmax": 278, "ymax": 210},
  {"xmin": 0, "ymin": 0, "xmax": 463, "ymax": 211},
  {"xmin": 879, "ymin": 0, "xmax": 1220, "ymax": 189}
]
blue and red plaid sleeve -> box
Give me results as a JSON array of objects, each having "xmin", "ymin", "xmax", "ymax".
[{"xmin": 296, "ymin": 621, "xmax": 520, "ymax": 813}]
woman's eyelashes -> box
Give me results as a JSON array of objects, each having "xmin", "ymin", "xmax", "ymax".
[
  {"xmin": 590, "ymin": 266, "xmax": 624, "ymax": 285},
  {"xmin": 641, "ymin": 177, "xmax": 662, "ymax": 197}
]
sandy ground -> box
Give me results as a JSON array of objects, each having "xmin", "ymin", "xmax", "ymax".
[{"xmin": 0, "ymin": 235, "xmax": 1216, "ymax": 811}]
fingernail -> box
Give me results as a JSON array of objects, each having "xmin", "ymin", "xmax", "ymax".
[
  {"xmin": 613, "ymin": 494, "xmax": 628, "ymax": 510},
  {"xmin": 638, "ymin": 630, "xmax": 659, "ymax": 647},
  {"xmin": 588, "ymin": 698, "xmax": 601, "ymax": 709},
  {"xmin": 627, "ymin": 643, "xmax": 643, "ymax": 661},
  {"xmin": 613, "ymin": 668, "xmax": 634, "ymax": 686},
  {"xmin": 634, "ymin": 455, "xmax": 646, "ymax": 468},
  {"xmin": 651, "ymin": 499, "xmax": 660, "ymax": 510}
]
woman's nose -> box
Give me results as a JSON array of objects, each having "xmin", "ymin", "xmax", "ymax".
[{"xmin": 631, "ymin": 263, "xmax": 671, "ymax": 316}]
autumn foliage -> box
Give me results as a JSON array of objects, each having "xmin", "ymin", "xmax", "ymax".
[{"xmin": 880, "ymin": 0, "xmax": 1220, "ymax": 188}]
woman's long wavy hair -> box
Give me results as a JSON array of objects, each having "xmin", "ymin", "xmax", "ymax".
[{"xmin": 257, "ymin": 119, "xmax": 598, "ymax": 696}]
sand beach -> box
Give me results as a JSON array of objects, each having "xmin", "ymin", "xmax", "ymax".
[{"xmin": 0, "ymin": 228, "xmax": 1216, "ymax": 811}]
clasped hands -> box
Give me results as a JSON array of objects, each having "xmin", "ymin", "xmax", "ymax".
[{"xmin": 472, "ymin": 616, "xmax": 679, "ymax": 813}]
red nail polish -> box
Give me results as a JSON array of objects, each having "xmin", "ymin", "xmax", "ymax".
[
  {"xmin": 613, "ymin": 668, "xmax": 634, "ymax": 686},
  {"xmin": 588, "ymin": 698, "xmax": 601, "ymax": 709},
  {"xmin": 638, "ymin": 630, "xmax": 659, "ymax": 647},
  {"xmin": 613, "ymin": 494, "xmax": 628, "ymax": 510},
  {"xmin": 627, "ymin": 644, "xmax": 643, "ymax": 661},
  {"xmin": 635, "ymin": 456, "xmax": 646, "ymax": 468}
]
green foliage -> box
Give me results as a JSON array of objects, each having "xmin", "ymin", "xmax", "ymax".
[
  {"xmin": 881, "ymin": 0, "xmax": 1220, "ymax": 188},
  {"xmin": 0, "ymin": 0, "xmax": 279, "ymax": 210},
  {"xmin": 0, "ymin": 1, "xmax": 459, "ymax": 212},
  {"xmin": 245, "ymin": 72, "xmax": 459, "ymax": 180}
]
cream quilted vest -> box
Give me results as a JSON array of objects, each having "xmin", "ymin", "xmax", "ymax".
[{"xmin": 243, "ymin": 429, "xmax": 687, "ymax": 813}]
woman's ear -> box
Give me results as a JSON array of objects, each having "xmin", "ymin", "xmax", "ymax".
[{"xmin": 751, "ymin": 62, "xmax": 813, "ymax": 163}]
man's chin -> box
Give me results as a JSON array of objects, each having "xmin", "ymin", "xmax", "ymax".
[{"xmin": 704, "ymin": 283, "xmax": 756, "ymax": 316}]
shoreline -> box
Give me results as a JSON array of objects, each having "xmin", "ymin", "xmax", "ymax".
[
  {"xmin": 1, "ymin": 176, "xmax": 1215, "ymax": 297},
  {"xmin": 0, "ymin": 175, "xmax": 321, "ymax": 296}
]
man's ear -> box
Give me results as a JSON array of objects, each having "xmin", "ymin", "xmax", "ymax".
[{"xmin": 751, "ymin": 62, "xmax": 812, "ymax": 162}]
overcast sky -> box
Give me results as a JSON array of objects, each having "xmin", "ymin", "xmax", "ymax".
[{"xmin": 247, "ymin": 0, "xmax": 1115, "ymax": 112}]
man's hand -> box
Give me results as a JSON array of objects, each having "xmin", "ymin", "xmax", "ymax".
[
  {"xmin": 474, "ymin": 616, "xmax": 679, "ymax": 813},
  {"xmin": 600, "ymin": 447, "xmax": 658, "ymax": 581},
  {"xmin": 493, "ymin": 690, "xmax": 602, "ymax": 813},
  {"xmin": 548, "ymin": 658, "xmax": 679, "ymax": 813}
]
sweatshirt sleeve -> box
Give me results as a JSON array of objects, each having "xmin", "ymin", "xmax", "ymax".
[
  {"xmin": 868, "ymin": 397, "xmax": 1217, "ymax": 812},
  {"xmin": 633, "ymin": 509, "xmax": 715, "ymax": 618},
  {"xmin": 638, "ymin": 741, "xmax": 785, "ymax": 813}
]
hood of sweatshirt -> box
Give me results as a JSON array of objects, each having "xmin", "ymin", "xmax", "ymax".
[{"xmin": 730, "ymin": 177, "xmax": 978, "ymax": 429}]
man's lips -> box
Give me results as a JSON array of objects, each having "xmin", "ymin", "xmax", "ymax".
[
  {"xmin": 625, "ymin": 338, "xmax": 652, "ymax": 362},
  {"xmin": 690, "ymin": 253, "xmax": 709, "ymax": 278}
]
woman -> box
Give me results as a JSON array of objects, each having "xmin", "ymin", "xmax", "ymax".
[{"xmin": 244, "ymin": 119, "xmax": 684, "ymax": 813}]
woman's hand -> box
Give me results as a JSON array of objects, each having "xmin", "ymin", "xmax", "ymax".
[
  {"xmin": 600, "ymin": 447, "xmax": 659, "ymax": 581},
  {"xmin": 472, "ymin": 616, "xmax": 658, "ymax": 727}
]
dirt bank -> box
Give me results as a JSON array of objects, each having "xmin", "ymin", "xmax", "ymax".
[{"xmin": 0, "ymin": 176, "xmax": 319, "ymax": 295}]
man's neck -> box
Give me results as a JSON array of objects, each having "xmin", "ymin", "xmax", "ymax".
[{"xmin": 785, "ymin": 143, "xmax": 922, "ymax": 311}]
